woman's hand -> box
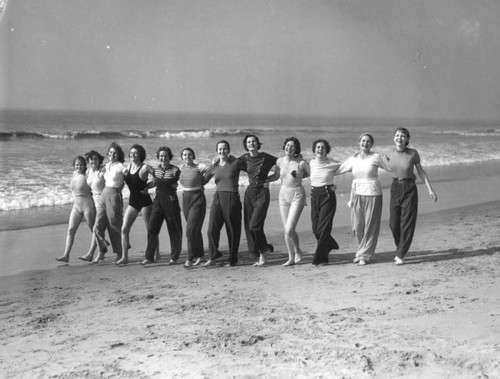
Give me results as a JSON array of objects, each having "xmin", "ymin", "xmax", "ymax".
[{"xmin": 429, "ymin": 190, "xmax": 438, "ymax": 202}]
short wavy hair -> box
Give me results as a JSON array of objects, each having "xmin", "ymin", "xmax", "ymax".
[
  {"xmin": 243, "ymin": 134, "xmax": 262, "ymax": 151},
  {"xmin": 108, "ymin": 142, "xmax": 125, "ymax": 163},
  {"xmin": 181, "ymin": 147, "xmax": 196, "ymax": 160},
  {"xmin": 216, "ymin": 140, "xmax": 230, "ymax": 153},
  {"xmin": 84, "ymin": 150, "xmax": 104, "ymax": 165},
  {"xmin": 156, "ymin": 146, "xmax": 173, "ymax": 160},
  {"xmin": 394, "ymin": 127, "xmax": 410, "ymax": 146},
  {"xmin": 312, "ymin": 139, "xmax": 331, "ymax": 155},
  {"xmin": 73, "ymin": 155, "xmax": 87, "ymax": 170},
  {"xmin": 130, "ymin": 144, "xmax": 146, "ymax": 163},
  {"xmin": 282, "ymin": 137, "xmax": 301, "ymax": 156}
]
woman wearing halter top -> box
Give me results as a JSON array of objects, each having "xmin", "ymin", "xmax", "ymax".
[
  {"xmin": 273, "ymin": 137, "xmax": 310, "ymax": 266},
  {"xmin": 56, "ymin": 156, "xmax": 98, "ymax": 262},
  {"xmin": 116, "ymin": 144, "xmax": 155, "ymax": 265}
]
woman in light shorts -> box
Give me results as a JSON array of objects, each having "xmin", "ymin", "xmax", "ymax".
[
  {"xmin": 274, "ymin": 137, "xmax": 310, "ymax": 266},
  {"xmin": 78, "ymin": 150, "xmax": 110, "ymax": 263}
]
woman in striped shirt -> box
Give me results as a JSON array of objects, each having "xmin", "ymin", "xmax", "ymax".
[{"xmin": 179, "ymin": 147, "xmax": 211, "ymax": 268}]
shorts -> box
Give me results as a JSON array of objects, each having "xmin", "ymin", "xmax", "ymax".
[{"xmin": 279, "ymin": 186, "xmax": 306, "ymax": 207}]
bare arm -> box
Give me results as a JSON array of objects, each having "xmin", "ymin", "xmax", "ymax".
[
  {"xmin": 377, "ymin": 153, "xmax": 392, "ymax": 173},
  {"xmin": 415, "ymin": 162, "xmax": 438, "ymax": 202},
  {"xmin": 267, "ymin": 165, "xmax": 280, "ymax": 182}
]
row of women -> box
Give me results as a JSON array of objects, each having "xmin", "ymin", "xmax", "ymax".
[{"xmin": 56, "ymin": 127, "xmax": 438, "ymax": 268}]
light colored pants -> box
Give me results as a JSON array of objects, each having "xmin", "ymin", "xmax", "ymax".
[{"xmin": 351, "ymin": 194, "xmax": 382, "ymax": 261}]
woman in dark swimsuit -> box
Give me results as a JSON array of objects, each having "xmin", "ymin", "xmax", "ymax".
[{"xmin": 116, "ymin": 144, "xmax": 154, "ymax": 265}]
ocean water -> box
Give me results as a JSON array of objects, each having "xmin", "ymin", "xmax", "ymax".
[{"xmin": 1, "ymin": 109, "xmax": 499, "ymax": 230}]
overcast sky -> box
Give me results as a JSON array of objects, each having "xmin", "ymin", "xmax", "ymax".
[{"xmin": 1, "ymin": 0, "xmax": 499, "ymax": 121}]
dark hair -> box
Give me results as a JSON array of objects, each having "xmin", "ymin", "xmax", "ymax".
[
  {"xmin": 181, "ymin": 147, "xmax": 196, "ymax": 160},
  {"xmin": 243, "ymin": 134, "xmax": 262, "ymax": 151},
  {"xmin": 108, "ymin": 142, "xmax": 125, "ymax": 163},
  {"xmin": 73, "ymin": 155, "xmax": 87, "ymax": 170},
  {"xmin": 130, "ymin": 144, "xmax": 146, "ymax": 163},
  {"xmin": 394, "ymin": 127, "xmax": 410, "ymax": 146},
  {"xmin": 156, "ymin": 146, "xmax": 173, "ymax": 160},
  {"xmin": 359, "ymin": 133, "xmax": 374, "ymax": 145},
  {"xmin": 282, "ymin": 137, "xmax": 301, "ymax": 156},
  {"xmin": 84, "ymin": 150, "xmax": 104, "ymax": 165},
  {"xmin": 312, "ymin": 139, "xmax": 331, "ymax": 155},
  {"xmin": 216, "ymin": 140, "xmax": 230, "ymax": 153}
]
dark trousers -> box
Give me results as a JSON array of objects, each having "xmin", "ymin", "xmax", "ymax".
[
  {"xmin": 182, "ymin": 190, "xmax": 206, "ymax": 261},
  {"xmin": 244, "ymin": 185, "xmax": 272, "ymax": 258},
  {"xmin": 207, "ymin": 191, "xmax": 242, "ymax": 264},
  {"xmin": 389, "ymin": 179, "xmax": 418, "ymax": 259},
  {"xmin": 311, "ymin": 186, "xmax": 339, "ymax": 265},
  {"xmin": 145, "ymin": 192, "xmax": 182, "ymax": 261}
]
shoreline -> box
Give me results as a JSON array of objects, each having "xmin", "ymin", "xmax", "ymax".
[{"xmin": 1, "ymin": 159, "xmax": 499, "ymax": 232}]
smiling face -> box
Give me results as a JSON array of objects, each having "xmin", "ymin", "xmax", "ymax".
[
  {"xmin": 217, "ymin": 142, "xmax": 229, "ymax": 160},
  {"xmin": 182, "ymin": 149, "xmax": 194, "ymax": 164},
  {"xmin": 394, "ymin": 130, "xmax": 409, "ymax": 150},
  {"xmin": 284, "ymin": 140, "xmax": 297, "ymax": 157},
  {"xmin": 158, "ymin": 150, "xmax": 171, "ymax": 167},
  {"xmin": 74, "ymin": 159, "xmax": 86, "ymax": 174},
  {"xmin": 129, "ymin": 148, "xmax": 141, "ymax": 163},
  {"xmin": 88, "ymin": 155, "xmax": 101, "ymax": 170},
  {"xmin": 315, "ymin": 142, "xmax": 328, "ymax": 158},
  {"xmin": 108, "ymin": 148, "xmax": 119, "ymax": 163},
  {"xmin": 246, "ymin": 136, "xmax": 259, "ymax": 152},
  {"xmin": 359, "ymin": 135, "xmax": 373, "ymax": 153}
]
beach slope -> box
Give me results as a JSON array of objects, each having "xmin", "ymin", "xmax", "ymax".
[{"xmin": 0, "ymin": 200, "xmax": 499, "ymax": 378}]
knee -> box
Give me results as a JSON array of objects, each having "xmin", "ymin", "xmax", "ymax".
[
  {"xmin": 284, "ymin": 226, "xmax": 296, "ymax": 238},
  {"xmin": 186, "ymin": 225, "xmax": 196, "ymax": 238}
]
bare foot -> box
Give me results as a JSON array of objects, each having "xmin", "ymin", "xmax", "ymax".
[
  {"xmin": 56, "ymin": 256, "xmax": 69, "ymax": 262},
  {"xmin": 282, "ymin": 260, "xmax": 295, "ymax": 267},
  {"xmin": 193, "ymin": 258, "xmax": 202, "ymax": 266},
  {"xmin": 294, "ymin": 253, "xmax": 303, "ymax": 264},
  {"xmin": 92, "ymin": 252, "xmax": 105, "ymax": 264},
  {"xmin": 115, "ymin": 257, "xmax": 128, "ymax": 265},
  {"xmin": 78, "ymin": 255, "xmax": 93, "ymax": 262}
]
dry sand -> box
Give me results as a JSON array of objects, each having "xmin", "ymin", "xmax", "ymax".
[{"xmin": 0, "ymin": 198, "xmax": 499, "ymax": 378}]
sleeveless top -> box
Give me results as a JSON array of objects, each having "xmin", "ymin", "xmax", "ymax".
[{"xmin": 124, "ymin": 164, "xmax": 152, "ymax": 210}]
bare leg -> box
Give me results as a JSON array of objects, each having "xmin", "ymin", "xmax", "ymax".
[
  {"xmin": 279, "ymin": 203, "xmax": 294, "ymax": 266},
  {"xmin": 78, "ymin": 204, "xmax": 97, "ymax": 262},
  {"xmin": 56, "ymin": 207, "xmax": 84, "ymax": 262},
  {"xmin": 287, "ymin": 202, "xmax": 305, "ymax": 264},
  {"xmin": 117, "ymin": 206, "xmax": 139, "ymax": 264}
]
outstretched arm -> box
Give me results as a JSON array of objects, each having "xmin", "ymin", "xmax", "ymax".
[{"xmin": 415, "ymin": 162, "xmax": 438, "ymax": 202}]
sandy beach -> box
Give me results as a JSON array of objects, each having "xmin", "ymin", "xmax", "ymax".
[{"xmin": 1, "ymin": 175, "xmax": 500, "ymax": 378}]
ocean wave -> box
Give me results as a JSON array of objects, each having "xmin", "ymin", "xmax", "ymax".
[
  {"xmin": 0, "ymin": 128, "xmax": 256, "ymax": 141},
  {"xmin": 432, "ymin": 129, "xmax": 500, "ymax": 137}
]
